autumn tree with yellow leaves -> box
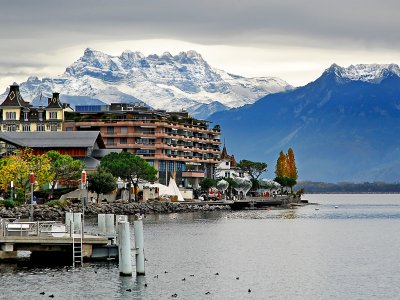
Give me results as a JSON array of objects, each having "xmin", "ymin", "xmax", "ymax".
[
  {"xmin": 0, "ymin": 148, "xmax": 53, "ymax": 203},
  {"xmin": 275, "ymin": 148, "xmax": 298, "ymax": 192}
]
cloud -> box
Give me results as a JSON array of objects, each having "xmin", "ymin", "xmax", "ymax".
[{"xmin": 0, "ymin": 0, "xmax": 399, "ymax": 87}]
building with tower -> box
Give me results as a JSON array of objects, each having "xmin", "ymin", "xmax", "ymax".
[{"xmin": 0, "ymin": 84, "xmax": 72, "ymax": 132}]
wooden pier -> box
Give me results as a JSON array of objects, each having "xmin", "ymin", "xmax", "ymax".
[{"xmin": 0, "ymin": 219, "xmax": 118, "ymax": 261}]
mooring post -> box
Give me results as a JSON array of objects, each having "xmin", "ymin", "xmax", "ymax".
[
  {"xmin": 118, "ymin": 221, "xmax": 132, "ymax": 276},
  {"xmin": 73, "ymin": 213, "xmax": 82, "ymax": 233},
  {"xmin": 98, "ymin": 214, "xmax": 106, "ymax": 235},
  {"xmin": 134, "ymin": 215, "xmax": 145, "ymax": 276},
  {"xmin": 105, "ymin": 214, "xmax": 115, "ymax": 235}
]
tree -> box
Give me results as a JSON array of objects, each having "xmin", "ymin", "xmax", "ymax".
[
  {"xmin": 88, "ymin": 167, "xmax": 117, "ymax": 203},
  {"xmin": 0, "ymin": 148, "xmax": 53, "ymax": 203},
  {"xmin": 100, "ymin": 152, "xmax": 157, "ymax": 202},
  {"xmin": 237, "ymin": 160, "xmax": 267, "ymax": 181},
  {"xmin": 274, "ymin": 148, "xmax": 298, "ymax": 192},
  {"xmin": 274, "ymin": 176, "xmax": 297, "ymax": 193},
  {"xmin": 45, "ymin": 151, "xmax": 85, "ymax": 200},
  {"xmin": 275, "ymin": 151, "xmax": 286, "ymax": 178},
  {"xmin": 286, "ymin": 148, "xmax": 298, "ymax": 180},
  {"xmin": 199, "ymin": 178, "xmax": 217, "ymax": 191}
]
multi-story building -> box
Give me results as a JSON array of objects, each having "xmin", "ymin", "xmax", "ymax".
[
  {"xmin": 0, "ymin": 84, "xmax": 72, "ymax": 132},
  {"xmin": 63, "ymin": 103, "xmax": 222, "ymax": 187}
]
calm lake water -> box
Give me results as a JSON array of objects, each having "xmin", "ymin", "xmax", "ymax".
[{"xmin": 1, "ymin": 194, "xmax": 400, "ymax": 299}]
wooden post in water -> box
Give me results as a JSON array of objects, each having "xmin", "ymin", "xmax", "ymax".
[
  {"xmin": 134, "ymin": 215, "xmax": 145, "ymax": 276},
  {"xmin": 118, "ymin": 221, "xmax": 132, "ymax": 276}
]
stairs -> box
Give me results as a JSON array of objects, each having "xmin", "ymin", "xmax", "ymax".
[{"xmin": 72, "ymin": 221, "xmax": 83, "ymax": 267}]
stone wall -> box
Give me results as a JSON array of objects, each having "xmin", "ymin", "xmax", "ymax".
[{"xmin": 0, "ymin": 202, "xmax": 230, "ymax": 221}]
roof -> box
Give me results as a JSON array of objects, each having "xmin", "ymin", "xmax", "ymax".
[
  {"xmin": 0, "ymin": 131, "xmax": 105, "ymax": 149},
  {"xmin": 1, "ymin": 85, "xmax": 30, "ymax": 108},
  {"xmin": 46, "ymin": 93, "xmax": 63, "ymax": 109},
  {"xmin": 92, "ymin": 148, "xmax": 123, "ymax": 158},
  {"xmin": 221, "ymin": 145, "xmax": 229, "ymax": 159},
  {"xmin": 76, "ymin": 156, "xmax": 101, "ymax": 171}
]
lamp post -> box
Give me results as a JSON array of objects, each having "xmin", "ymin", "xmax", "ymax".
[
  {"xmin": 30, "ymin": 172, "xmax": 34, "ymax": 221},
  {"xmin": 10, "ymin": 181, "xmax": 13, "ymax": 201},
  {"xmin": 81, "ymin": 170, "xmax": 87, "ymax": 230}
]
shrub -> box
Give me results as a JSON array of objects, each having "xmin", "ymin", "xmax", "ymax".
[
  {"xmin": 0, "ymin": 200, "xmax": 16, "ymax": 208},
  {"xmin": 45, "ymin": 199, "xmax": 69, "ymax": 208}
]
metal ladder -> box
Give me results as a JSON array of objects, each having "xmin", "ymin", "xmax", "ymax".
[{"xmin": 72, "ymin": 220, "xmax": 83, "ymax": 267}]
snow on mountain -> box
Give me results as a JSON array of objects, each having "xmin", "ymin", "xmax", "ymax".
[
  {"xmin": 324, "ymin": 63, "xmax": 400, "ymax": 83},
  {"xmin": 210, "ymin": 62, "xmax": 400, "ymax": 182},
  {"xmin": 1, "ymin": 48, "xmax": 292, "ymax": 118}
]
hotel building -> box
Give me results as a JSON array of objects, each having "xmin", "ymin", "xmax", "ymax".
[{"xmin": 63, "ymin": 103, "xmax": 222, "ymax": 187}]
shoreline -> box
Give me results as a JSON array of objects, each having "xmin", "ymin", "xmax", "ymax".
[{"xmin": 0, "ymin": 202, "xmax": 232, "ymax": 221}]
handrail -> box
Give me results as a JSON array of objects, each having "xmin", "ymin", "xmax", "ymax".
[{"xmin": 0, "ymin": 219, "xmax": 61, "ymax": 237}]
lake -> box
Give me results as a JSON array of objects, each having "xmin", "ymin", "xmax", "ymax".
[{"xmin": 1, "ymin": 194, "xmax": 400, "ymax": 299}]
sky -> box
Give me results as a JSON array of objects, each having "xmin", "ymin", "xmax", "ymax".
[{"xmin": 1, "ymin": 0, "xmax": 400, "ymax": 89}]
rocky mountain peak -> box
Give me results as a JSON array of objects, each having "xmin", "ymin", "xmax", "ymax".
[{"xmin": 323, "ymin": 63, "xmax": 400, "ymax": 83}]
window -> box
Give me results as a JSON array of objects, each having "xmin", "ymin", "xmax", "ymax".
[
  {"xmin": 65, "ymin": 127, "xmax": 73, "ymax": 131},
  {"xmin": 120, "ymin": 126, "xmax": 128, "ymax": 134},
  {"xmin": 120, "ymin": 137, "xmax": 127, "ymax": 144},
  {"xmin": 107, "ymin": 127, "xmax": 114, "ymax": 134},
  {"xmin": 6, "ymin": 112, "xmax": 16, "ymax": 120},
  {"xmin": 24, "ymin": 112, "xmax": 29, "ymax": 121},
  {"xmin": 159, "ymin": 161, "xmax": 166, "ymax": 171},
  {"xmin": 37, "ymin": 123, "xmax": 45, "ymax": 132},
  {"xmin": 50, "ymin": 124, "xmax": 58, "ymax": 131},
  {"xmin": 168, "ymin": 161, "xmax": 174, "ymax": 172},
  {"xmin": 49, "ymin": 112, "xmax": 57, "ymax": 119},
  {"xmin": 176, "ymin": 162, "xmax": 183, "ymax": 171},
  {"xmin": 147, "ymin": 160, "xmax": 154, "ymax": 166},
  {"xmin": 38, "ymin": 111, "xmax": 43, "ymax": 121},
  {"xmin": 107, "ymin": 138, "xmax": 115, "ymax": 145},
  {"xmin": 22, "ymin": 124, "xmax": 31, "ymax": 132},
  {"xmin": 225, "ymin": 172, "xmax": 230, "ymax": 178},
  {"xmin": 7, "ymin": 124, "xmax": 16, "ymax": 132},
  {"xmin": 225, "ymin": 161, "xmax": 229, "ymax": 166}
]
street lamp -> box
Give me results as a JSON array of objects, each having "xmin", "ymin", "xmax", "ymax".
[
  {"xmin": 10, "ymin": 181, "xmax": 13, "ymax": 201},
  {"xmin": 30, "ymin": 172, "xmax": 34, "ymax": 221}
]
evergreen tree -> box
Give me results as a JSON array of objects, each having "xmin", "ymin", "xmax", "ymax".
[{"xmin": 88, "ymin": 167, "xmax": 117, "ymax": 203}]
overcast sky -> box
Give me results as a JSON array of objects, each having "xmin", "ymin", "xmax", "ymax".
[{"xmin": 1, "ymin": 0, "xmax": 399, "ymax": 88}]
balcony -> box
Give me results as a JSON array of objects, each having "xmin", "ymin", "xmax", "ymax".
[{"xmin": 182, "ymin": 171, "xmax": 205, "ymax": 178}]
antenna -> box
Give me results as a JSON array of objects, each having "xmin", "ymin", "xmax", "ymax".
[{"xmin": 38, "ymin": 90, "xmax": 43, "ymax": 107}]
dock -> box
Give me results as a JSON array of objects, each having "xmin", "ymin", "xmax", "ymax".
[
  {"xmin": 0, "ymin": 219, "xmax": 118, "ymax": 261},
  {"xmin": 227, "ymin": 196, "xmax": 299, "ymax": 210}
]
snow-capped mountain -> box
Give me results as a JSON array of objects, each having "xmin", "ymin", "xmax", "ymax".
[
  {"xmin": 326, "ymin": 63, "xmax": 400, "ymax": 83},
  {"xmin": 2, "ymin": 48, "xmax": 292, "ymax": 118},
  {"xmin": 210, "ymin": 63, "xmax": 400, "ymax": 182}
]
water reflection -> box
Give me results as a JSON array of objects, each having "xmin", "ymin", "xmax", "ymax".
[{"xmin": 279, "ymin": 210, "xmax": 297, "ymax": 219}]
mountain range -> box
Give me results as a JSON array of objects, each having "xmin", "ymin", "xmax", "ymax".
[
  {"xmin": 2, "ymin": 48, "xmax": 292, "ymax": 119},
  {"xmin": 209, "ymin": 63, "xmax": 400, "ymax": 182},
  {"xmin": 2, "ymin": 48, "xmax": 399, "ymax": 182}
]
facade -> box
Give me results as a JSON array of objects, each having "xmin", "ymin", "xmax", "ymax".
[
  {"xmin": 0, "ymin": 131, "xmax": 110, "ymax": 170},
  {"xmin": 216, "ymin": 145, "xmax": 247, "ymax": 179},
  {"xmin": 0, "ymin": 85, "xmax": 72, "ymax": 133},
  {"xmin": 63, "ymin": 103, "xmax": 222, "ymax": 187}
]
